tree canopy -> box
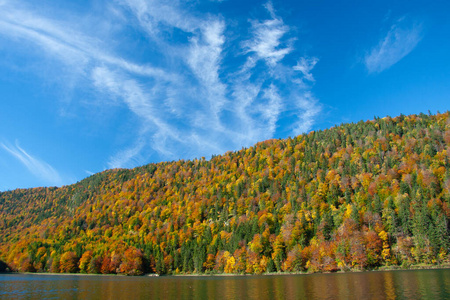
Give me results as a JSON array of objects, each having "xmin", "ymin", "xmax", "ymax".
[{"xmin": 1, "ymin": 112, "xmax": 450, "ymax": 275}]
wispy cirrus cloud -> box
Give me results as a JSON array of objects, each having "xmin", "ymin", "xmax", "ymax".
[
  {"xmin": 0, "ymin": 1, "xmax": 171, "ymax": 79},
  {"xmin": 1, "ymin": 142, "xmax": 62, "ymax": 185},
  {"xmin": 293, "ymin": 92, "xmax": 321, "ymax": 136},
  {"xmin": 293, "ymin": 57, "xmax": 318, "ymax": 86},
  {"xmin": 243, "ymin": 2, "xmax": 293, "ymax": 68},
  {"xmin": 0, "ymin": 0, "xmax": 321, "ymax": 170},
  {"xmin": 232, "ymin": 3, "xmax": 320, "ymax": 142},
  {"xmin": 365, "ymin": 16, "xmax": 423, "ymax": 73}
]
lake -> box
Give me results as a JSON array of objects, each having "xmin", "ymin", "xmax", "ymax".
[{"xmin": 1, "ymin": 269, "xmax": 450, "ymax": 299}]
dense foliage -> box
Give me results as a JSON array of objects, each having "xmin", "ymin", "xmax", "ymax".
[{"xmin": 1, "ymin": 112, "xmax": 450, "ymax": 275}]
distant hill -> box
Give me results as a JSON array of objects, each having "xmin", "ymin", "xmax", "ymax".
[{"xmin": 1, "ymin": 112, "xmax": 449, "ymax": 275}]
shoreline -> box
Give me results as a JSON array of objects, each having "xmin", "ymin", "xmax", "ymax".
[
  {"xmin": 4, "ymin": 263, "xmax": 450, "ymax": 277},
  {"xmin": 171, "ymin": 262, "xmax": 450, "ymax": 277},
  {"xmin": 1, "ymin": 272, "xmax": 128, "ymax": 277},
  {"xmin": 0, "ymin": 263, "xmax": 450, "ymax": 277}
]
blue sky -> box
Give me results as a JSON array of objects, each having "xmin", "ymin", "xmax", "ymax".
[{"xmin": 0, "ymin": 0, "xmax": 449, "ymax": 190}]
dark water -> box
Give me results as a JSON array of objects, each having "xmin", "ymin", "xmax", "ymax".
[{"xmin": 1, "ymin": 269, "xmax": 449, "ymax": 299}]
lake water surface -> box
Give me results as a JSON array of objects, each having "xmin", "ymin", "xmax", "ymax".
[{"xmin": 1, "ymin": 269, "xmax": 450, "ymax": 299}]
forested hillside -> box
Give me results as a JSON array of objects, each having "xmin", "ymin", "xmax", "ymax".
[{"xmin": 1, "ymin": 112, "xmax": 450, "ymax": 275}]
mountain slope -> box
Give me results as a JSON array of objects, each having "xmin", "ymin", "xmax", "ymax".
[{"xmin": 1, "ymin": 112, "xmax": 450, "ymax": 275}]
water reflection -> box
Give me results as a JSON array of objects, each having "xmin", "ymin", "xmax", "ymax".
[{"xmin": 1, "ymin": 269, "xmax": 450, "ymax": 299}]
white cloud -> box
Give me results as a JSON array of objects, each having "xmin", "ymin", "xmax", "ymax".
[
  {"xmin": 0, "ymin": 2, "xmax": 171, "ymax": 79},
  {"xmin": 243, "ymin": 4, "xmax": 293, "ymax": 67},
  {"xmin": 107, "ymin": 138, "xmax": 146, "ymax": 169},
  {"xmin": 91, "ymin": 66, "xmax": 182, "ymax": 162},
  {"xmin": 292, "ymin": 92, "xmax": 321, "ymax": 136},
  {"xmin": 293, "ymin": 57, "xmax": 318, "ymax": 84},
  {"xmin": 119, "ymin": 0, "xmax": 198, "ymax": 35},
  {"xmin": 1, "ymin": 142, "xmax": 62, "ymax": 186},
  {"xmin": 365, "ymin": 17, "xmax": 423, "ymax": 73},
  {"xmin": 261, "ymin": 84, "xmax": 282, "ymax": 136},
  {"xmin": 84, "ymin": 170, "xmax": 95, "ymax": 176},
  {"xmin": 187, "ymin": 19, "xmax": 227, "ymax": 116},
  {"xmin": 235, "ymin": 3, "xmax": 320, "ymax": 137},
  {"xmin": 0, "ymin": 0, "xmax": 321, "ymax": 171}
]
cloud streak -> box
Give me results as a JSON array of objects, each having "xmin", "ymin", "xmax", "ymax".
[
  {"xmin": 365, "ymin": 16, "xmax": 423, "ymax": 73},
  {"xmin": 242, "ymin": 2, "xmax": 294, "ymax": 69},
  {"xmin": 0, "ymin": 1, "xmax": 171, "ymax": 79},
  {"xmin": 1, "ymin": 142, "xmax": 62, "ymax": 186},
  {"xmin": 0, "ymin": 0, "xmax": 321, "ymax": 170}
]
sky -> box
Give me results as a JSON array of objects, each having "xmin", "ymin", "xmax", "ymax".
[{"xmin": 0, "ymin": 0, "xmax": 449, "ymax": 191}]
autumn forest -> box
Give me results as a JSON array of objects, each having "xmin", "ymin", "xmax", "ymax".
[{"xmin": 1, "ymin": 112, "xmax": 450, "ymax": 275}]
